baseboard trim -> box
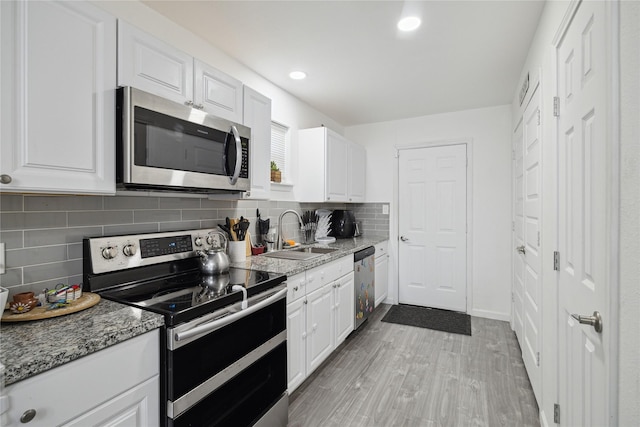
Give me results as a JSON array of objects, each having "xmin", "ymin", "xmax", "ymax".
[{"xmin": 469, "ymin": 308, "xmax": 510, "ymax": 322}]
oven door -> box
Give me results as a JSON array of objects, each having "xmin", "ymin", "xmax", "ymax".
[
  {"xmin": 167, "ymin": 286, "xmax": 287, "ymax": 426},
  {"xmin": 117, "ymin": 86, "xmax": 250, "ymax": 192}
]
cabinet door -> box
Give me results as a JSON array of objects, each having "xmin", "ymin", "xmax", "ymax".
[
  {"xmin": 286, "ymin": 298, "xmax": 307, "ymax": 393},
  {"xmin": 0, "ymin": 0, "xmax": 116, "ymax": 194},
  {"xmin": 325, "ymin": 131, "xmax": 349, "ymax": 202},
  {"xmin": 242, "ymin": 86, "xmax": 271, "ymax": 199},
  {"xmin": 306, "ymin": 285, "xmax": 334, "ymax": 375},
  {"xmin": 194, "ymin": 59, "xmax": 243, "ymax": 122},
  {"xmin": 118, "ymin": 21, "xmax": 193, "ymax": 105},
  {"xmin": 63, "ymin": 376, "xmax": 159, "ymax": 427},
  {"xmin": 375, "ymin": 256, "xmax": 389, "ymax": 307},
  {"xmin": 348, "ymin": 142, "xmax": 366, "ymax": 202},
  {"xmin": 334, "ymin": 272, "xmax": 355, "ymax": 348}
]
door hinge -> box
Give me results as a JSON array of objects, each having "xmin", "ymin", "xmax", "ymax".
[
  {"xmin": 554, "ymin": 403, "xmax": 561, "ymax": 423},
  {"xmin": 512, "ymin": 150, "xmax": 516, "ymax": 160},
  {"xmin": 537, "ymin": 109, "xmax": 541, "ymax": 125},
  {"xmin": 512, "ymin": 221, "xmax": 515, "ymax": 232},
  {"xmin": 553, "ymin": 96, "xmax": 560, "ymax": 117},
  {"xmin": 511, "ymin": 292, "xmax": 514, "ymax": 302},
  {"xmin": 553, "ymin": 251, "xmax": 560, "ymax": 271},
  {"xmin": 537, "ymin": 231, "xmax": 540, "ymax": 247},
  {"xmin": 536, "ymin": 352, "xmax": 540, "ymax": 366}
]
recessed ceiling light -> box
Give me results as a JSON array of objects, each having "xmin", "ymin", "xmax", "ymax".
[
  {"xmin": 289, "ymin": 71, "xmax": 307, "ymax": 80},
  {"xmin": 397, "ymin": 16, "xmax": 421, "ymax": 32}
]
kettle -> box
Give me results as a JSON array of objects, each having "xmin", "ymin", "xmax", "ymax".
[{"xmin": 197, "ymin": 231, "xmax": 230, "ymax": 275}]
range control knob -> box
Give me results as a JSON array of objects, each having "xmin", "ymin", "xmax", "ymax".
[
  {"xmin": 206, "ymin": 235, "xmax": 214, "ymax": 246},
  {"xmin": 123, "ymin": 244, "xmax": 137, "ymax": 257},
  {"xmin": 194, "ymin": 237, "xmax": 204, "ymax": 247},
  {"xmin": 102, "ymin": 246, "xmax": 117, "ymax": 260}
]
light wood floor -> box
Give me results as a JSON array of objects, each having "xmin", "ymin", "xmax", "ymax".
[{"xmin": 289, "ymin": 304, "xmax": 539, "ymax": 427}]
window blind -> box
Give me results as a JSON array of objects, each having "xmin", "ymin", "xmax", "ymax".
[{"xmin": 270, "ymin": 122, "xmax": 288, "ymax": 181}]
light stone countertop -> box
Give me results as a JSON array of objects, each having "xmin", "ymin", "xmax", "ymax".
[
  {"xmin": 1, "ymin": 235, "xmax": 389, "ymax": 387},
  {"xmin": 230, "ymin": 235, "xmax": 389, "ymax": 275},
  {"xmin": 0, "ymin": 298, "xmax": 164, "ymax": 386}
]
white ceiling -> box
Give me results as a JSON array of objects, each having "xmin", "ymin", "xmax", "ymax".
[{"xmin": 142, "ymin": 0, "xmax": 545, "ymax": 126}]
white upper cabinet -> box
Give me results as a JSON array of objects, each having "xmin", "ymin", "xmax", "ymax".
[
  {"xmin": 0, "ymin": 0, "xmax": 116, "ymax": 194},
  {"xmin": 118, "ymin": 21, "xmax": 243, "ymax": 123},
  {"xmin": 195, "ymin": 60, "xmax": 243, "ymax": 123},
  {"xmin": 242, "ymin": 86, "xmax": 272, "ymax": 199},
  {"xmin": 298, "ymin": 127, "xmax": 366, "ymax": 203},
  {"xmin": 117, "ymin": 21, "xmax": 193, "ymax": 105}
]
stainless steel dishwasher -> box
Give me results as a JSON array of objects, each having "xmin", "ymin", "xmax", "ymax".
[{"xmin": 354, "ymin": 246, "xmax": 375, "ymax": 329}]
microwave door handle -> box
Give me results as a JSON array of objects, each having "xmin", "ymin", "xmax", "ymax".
[{"xmin": 229, "ymin": 125, "xmax": 242, "ymax": 185}]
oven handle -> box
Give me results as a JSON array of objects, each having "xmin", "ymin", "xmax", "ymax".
[{"xmin": 174, "ymin": 287, "xmax": 287, "ymax": 343}]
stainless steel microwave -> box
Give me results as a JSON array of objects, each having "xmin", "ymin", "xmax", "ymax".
[{"xmin": 116, "ymin": 87, "xmax": 250, "ymax": 193}]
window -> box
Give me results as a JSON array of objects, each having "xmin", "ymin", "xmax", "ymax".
[{"xmin": 270, "ymin": 121, "xmax": 289, "ymax": 183}]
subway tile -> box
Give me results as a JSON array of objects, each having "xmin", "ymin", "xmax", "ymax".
[
  {"xmin": 103, "ymin": 223, "xmax": 158, "ymax": 236},
  {"xmin": 23, "ymin": 259, "xmax": 82, "ymax": 284},
  {"xmin": 217, "ymin": 209, "xmax": 244, "ymax": 220},
  {"xmin": 67, "ymin": 243, "xmax": 83, "ymax": 260},
  {"xmin": 0, "ymin": 268, "xmax": 23, "ymax": 287},
  {"xmin": 200, "ymin": 220, "xmax": 218, "ymax": 229},
  {"xmin": 24, "ymin": 195, "xmax": 103, "ymax": 211},
  {"xmin": 133, "ymin": 210, "xmax": 181, "ymax": 223},
  {"xmin": 104, "ymin": 195, "xmax": 159, "ymax": 210},
  {"xmin": 237, "ymin": 200, "xmax": 258, "ymax": 209},
  {"xmin": 0, "ymin": 231, "xmax": 23, "ymax": 249},
  {"xmin": 182, "ymin": 209, "xmax": 218, "ymax": 221},
  {"xmin": 158, "ymin": 197, "xmax": 201, "ymax": 209},
  {"xmin": 68, "ymin": 210, "xmax": 132, "ymax": 227},
  {"xmin": 24, "ymin": 226, "xmax": 102, "ymax": 247},
  {"xmin": 201, "ymin": 199, "xmax": 234, "ymax": 209},
  {"xmin": 159, "ymin": 221, "xmax": 203, "ymax": 232},
  {"xmin": 0, "ymin": 212, "xmax": 67, "ymax": 230},
  {"xmin": 0, "ymin": 194, "xmax": 23, "ymax": 212},
  {"xmin": 6, "ymin": 245, "xmax": 67, "ymax": 268}
]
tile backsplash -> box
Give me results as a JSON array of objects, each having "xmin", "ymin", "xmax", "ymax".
[{"xmin": 0, "ymin": 194, "xmax": 389, "ymax": 296}]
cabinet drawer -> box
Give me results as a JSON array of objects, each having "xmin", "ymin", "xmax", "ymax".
[
  {"xmin": 286, "ymin": 272, "xmax": 306, "ymax": 303},
  {"xmin": 306, "ymin": 256, "xmax": 353, "ymax": 294}
]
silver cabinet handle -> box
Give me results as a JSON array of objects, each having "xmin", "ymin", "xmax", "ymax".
[
  {"xmin": 293, "ymin": 286, "xmax": 299, "ymax": 291},
  {"xmin": 229, "ymin": 125, "xmax": 242, "ymax": 185},
  {"xmin": 195, "ymin": 104, "xmax": 204, "ymax": 110},
  {"xmin": 571, "ymin": 311, "xmax": 603, "ymax": 333},
  {"xmin": 400, "ymin": 236, "xmax": 409, "ymax": 242},
  {"xmin": 184, "ymin": 100, "xmax": 194, "ymax": 107},
  {"xmin": 516, "ymin": 245, "xmax": 526, "ymax": 254},
  {"xmin": 0, "ymin": 174, "xmax": 12, "ymax": 184}
]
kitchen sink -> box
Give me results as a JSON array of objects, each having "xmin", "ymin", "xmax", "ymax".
[{"xmin": 261, "ymin": 246, "xmax": 338, "ymax": 260}]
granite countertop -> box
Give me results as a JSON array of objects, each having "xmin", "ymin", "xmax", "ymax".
[
  {"xmin": 1, "ymin": 235, "xmax": 389, "ymax": 387},
  {"xmin": 0, "ymin": 298, "xmax": 164, "ymax": 386},
  {"xmin": 230, "ymin": 235, "xmax": 389, "ymax": 275}
]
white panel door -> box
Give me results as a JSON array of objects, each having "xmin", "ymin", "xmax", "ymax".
[
  {"xmin": 557, "ymin": 1, "xmax": 609, "ymax": 425},
  {"xmin": 0, "ymin": 0, "xmax": 116, "ymax": 194},
  {"xmin": 521, "ymin": 87, "xmax": 542, "ymax": 401},
  {"xmin": 333, "ymin": 272, "xmax": 355, "ymax": 348},
  {"xmin": 512, "ymin": 119, "xmax": 525, "ymax": 344},
  {"xmin": 398, "ymin": 144, "xmax": 467, "ymax": 312}
]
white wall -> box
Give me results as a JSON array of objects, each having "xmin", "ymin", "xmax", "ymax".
[
  {"xmin": 345, "ymin": 105, "xmax": 513, "ymax": 321},
  {"xmin": 92, "ymin": 0, "xmax": 342, "ymax": 201}
]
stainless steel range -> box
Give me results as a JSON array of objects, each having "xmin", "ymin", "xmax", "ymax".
[{"xmin": 83, "ymin": 228, "xmax": 288, "ymax": 427}]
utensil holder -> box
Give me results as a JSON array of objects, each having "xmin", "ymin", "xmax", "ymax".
[{"xmin": 228, "ymin": 241, "xmax": 246, "ymax": 263}]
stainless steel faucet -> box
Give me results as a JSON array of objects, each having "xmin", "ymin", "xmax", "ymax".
[{"xmin": 277, "ymin": 209, "xmax": 303, "ymax": 250}]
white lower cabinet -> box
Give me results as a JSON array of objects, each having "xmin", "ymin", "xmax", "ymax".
[
  {"xmin": 374, "ymin": 241, "xmax": 389, "ymax": 306},
  {"xmin": 286, "ymin": 256, "xmax": 354, "ymax": 393},
  {"xmin": 3, "ymin": 330, "xmax": 160, "ymax": 427}
]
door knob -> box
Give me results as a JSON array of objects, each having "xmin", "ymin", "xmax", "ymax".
[
  {"xmin": 571, "ymin": 311, "xmax": 603, "ymax": 333},
  {"xmin": 400, "ymin": 236, "xmax": 409, "ymax": 242},
  {"xmin": 516, "ymin": 245, "xmax": 526, "ymax": 254}
]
